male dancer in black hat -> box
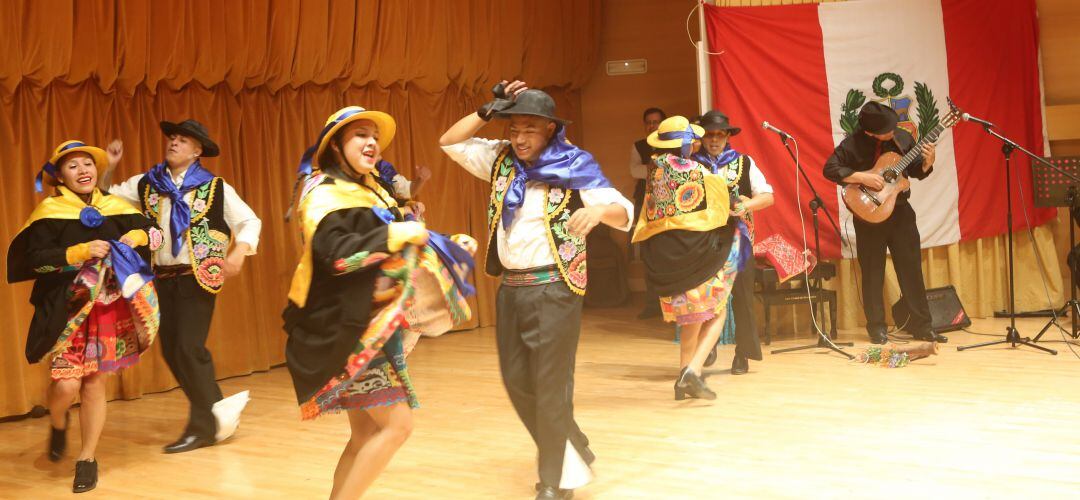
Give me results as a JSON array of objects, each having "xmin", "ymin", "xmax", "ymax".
[
  {"xmin": 440, "ymin": 81, "xmax": 633, "ymax": 500},
  {"xmin": 823, "ymin": 102, "xmax": 946, "ymax": 345},
  {"xmin": 103, "ymin": 120, "xmax": 262, "ymax": 453},
  {"xmin": 693, "ymin": 110, "xmax": 772, "ymax": 374}
]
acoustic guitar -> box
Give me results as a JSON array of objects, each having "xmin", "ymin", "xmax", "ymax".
[{"xmin": 842, "ymin": 99, "xmax": 962, "ymax": 223}]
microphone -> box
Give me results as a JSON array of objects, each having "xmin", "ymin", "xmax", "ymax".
[
  {"xmin": 761, "ymin": 121, "xmax": 792, "ymax": 139},
  {"xmin": 961, "ymin": 112, "xmax": 994, "ymax": 129}
]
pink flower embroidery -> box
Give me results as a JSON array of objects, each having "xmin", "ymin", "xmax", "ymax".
[
  {"xmin": 147, "ymin": 193, "xmax": 160, "ymax": 206},
  {"xmin": 548, "ymin": 188, "xmax": 565, "ymax": 205},
  {"xmin": 558, "ymin": 241, "xmax": 577, "ymax": 262},
  {"xmin": 567, "ymin": 252, "xmax": 588, "ymax": 286},
  {"xmin": 193, "ymin": 243, "xmax": 210, "ymax": 259},
  {"xmin": 196, "ymin": 257, "xmax": 226, "ymax": 288},
  {"xmin": 148, "ymin": 228, "xmax": 164, "ymax": 251},
  {"xmin": 191, "ymin": 198, "xmax": 207, "ymax": 213},
  {"xmin": 494, "ymin": 177, "xmax": 509, "ymax": 192},
  {"xmin": 666, "ymin": 155, "xmax": 694, "ymax": 172}
]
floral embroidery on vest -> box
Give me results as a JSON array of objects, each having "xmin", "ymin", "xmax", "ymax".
[
  {"xmin": 723, "ymin": 156, "xmax": 755, "ymax": 243},
  {"xmin": 485, "ymin": 146, "xmax": 588, "ymax": 295},
  {"xmin": 645, "ymin": 155, "xmax": 709, "ymax": 222},
  {"xmin": 543, "ymin": 186, "xmax": 587, "ymax": 294},
  {"xmin": 143, "ymin": 177, "xmax": 231, "ymax": 293}
]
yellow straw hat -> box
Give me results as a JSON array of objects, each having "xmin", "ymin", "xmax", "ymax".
[
  {"xmin": 298, "ymin": 106, "xmax": 397, "ymax": 175},
  {"xmin": 646, "ymin": 116, "xmax": 705, "ymax": 151},
  {"xmin": 36, "ymin": 140, "xmax": 109, "ymax": 192}
]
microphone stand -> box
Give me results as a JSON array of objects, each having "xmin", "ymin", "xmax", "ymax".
[
  {"xmin": 957, "ymin": 124, "xmax": 1069, "ymax": 355},
  {"xmin": 769, "ymin": 135, "xmax": 854, "ymax": 359}
]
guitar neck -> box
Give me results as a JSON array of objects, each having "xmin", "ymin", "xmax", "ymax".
[{"xmin": 889, "ymin": 124, "xmax": 946, "ymax": 175}]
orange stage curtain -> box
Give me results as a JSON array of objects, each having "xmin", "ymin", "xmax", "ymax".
[{"xmin": 0, "ymin": 0, "xmax": 601, "ymax": 417}]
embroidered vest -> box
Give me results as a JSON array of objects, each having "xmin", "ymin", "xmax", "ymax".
[
  {"xmin": 138, "ymin": 176, "xmax": 232, "ymax": 294},
  {"xmin": 485, "ymin": 146, "xmax": 588, "ymax": 295},
  {"xmin": 720, "ymin": 155, "xmax": 755, "ymax": 243},
  {"xmin": 632, "ymin": 153, "xmax": 730, "ymax": 243}
]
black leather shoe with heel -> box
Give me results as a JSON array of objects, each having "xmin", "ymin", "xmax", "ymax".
[
  {"xmin": 73, "ymin": 459, "xmax": 98, "ymax": 493},
  {"xmin": 48, "ymin": 412, "xmax": 69, "ymax": 462},
  {"xmin": 674, "ymin": 367, "xmax": 716, "ymax": 400}
]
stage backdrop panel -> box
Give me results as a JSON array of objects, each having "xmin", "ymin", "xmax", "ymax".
[{"xmin": 705, "ymin": 0, "xmax": 1052, "ymax": 259}]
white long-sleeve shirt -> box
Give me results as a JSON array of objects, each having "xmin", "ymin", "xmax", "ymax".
[
  {"xmin": 109, "ymin": 168, "xmax": 262, "ymax": 267},
  {"xmin": 441, "ymin": 137, "xmax": 634, "ymax": 270}
]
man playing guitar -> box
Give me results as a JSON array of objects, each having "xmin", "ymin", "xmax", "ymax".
[{"xmin": 824, "ymin": 101, "xmax": 947, "ymax": 345}]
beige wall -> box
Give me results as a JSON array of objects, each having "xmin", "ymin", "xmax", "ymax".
[{"xmin": 581, "ymin": 0, "xmax": 700, "ymax": 219}]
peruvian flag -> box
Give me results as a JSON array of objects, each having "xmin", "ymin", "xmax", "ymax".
[{"xmin": 704, "ymin": 0, "xmax": 1052, "ymax": 259}]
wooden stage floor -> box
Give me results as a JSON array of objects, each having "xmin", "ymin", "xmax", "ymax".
[{"xmin": 1, "ymin": 306, "xmax": 1079, "ymax": 499}]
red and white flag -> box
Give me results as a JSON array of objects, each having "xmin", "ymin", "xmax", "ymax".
[{"xmin": 705, "ymin": 0, "xmax": 1052, "ymax": 258}]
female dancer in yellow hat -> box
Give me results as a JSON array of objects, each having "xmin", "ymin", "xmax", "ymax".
[
  {"xmin": 632, "ymin": 116, "xmax": 748, "ymax": 401},
  {"xmin": 7, "ymin": 140, "xmax": 162, "ymax": 492},
  {"xmin": 284, "ymin": 106, "xmax": 477, "ymax": 498}
]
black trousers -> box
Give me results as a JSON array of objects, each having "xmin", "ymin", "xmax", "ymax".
[
  {"xmin": 731, "ymin": 269, "xmax": 763, "ymax": 360},
  {"xmin": 496, "ymin": 280, "xmax": 593, "ymax": 488},
  {"xmin": 853, "ymin": 202, "xmax": 933, "ymax": 336},
  {"xmin": 156, "ymin": 275, "xmax": 223, "ymax": 439}
]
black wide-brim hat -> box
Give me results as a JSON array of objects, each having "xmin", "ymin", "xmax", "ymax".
[
  {"xmin": 697, "ymin": 110, "xmax": 741, "ymax": 136},
  {"xmin": 858, "ymin": 102, "xmax": 899, "ymax": 135},
  {"xmin": 494, "ymin": 89, "xmax": 571, "ymax": 126},
  {"xmin": 160, "ymin": 119, "xmax": 220, "ymax": 157}
]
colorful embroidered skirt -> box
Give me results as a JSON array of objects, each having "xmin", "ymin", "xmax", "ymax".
[
  {"xmin": 50, "ymin": 262, "xmax": 159, "ymax": 380},
  {"xmin": 314, "ymin": 345, "xmax": 412, "ymax": 413},
  {"xmin": 659, "ymin": 230, "xmax": 743, "ymax": 326},
  {"xmin": 298, "ymin": 243, "xmax": 474, "ymax": 420}
]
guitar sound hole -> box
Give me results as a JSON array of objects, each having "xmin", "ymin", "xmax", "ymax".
[{"xmin": 882, "ymin": 170, "xmax": 897, "ymax": 183}]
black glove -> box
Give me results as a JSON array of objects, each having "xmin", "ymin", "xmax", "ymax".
[{"xmin": 477, "ymin": 82, "xmax": 514, "ymax": 121}]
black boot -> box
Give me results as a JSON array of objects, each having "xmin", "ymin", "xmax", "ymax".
[
  {"xmin": 704, "ymin": 344, "xmax": 718, "ymax": 368},
  {"xmin": 868, "ymin": 327, "xmax": 888, "ymax": 345},
  {"xmin": 674, "ymin": 367, "xmax": 716, "ymax": 401},
  {"xmin": 48, "ymin": 412, "xmax": 68, "ymax": 462},
  {"xmin": 73, "ymin": 459, "xmax": 98, "ymax": 493},
  {"xmin": 731, "ymin": 354, "xmax": 749, "ymax": 375}
]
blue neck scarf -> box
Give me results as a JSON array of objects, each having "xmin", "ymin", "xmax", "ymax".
[
  {"xmin": 375, "ymin": 160, "xmax": 399, "ymax": 181},
  {"xmin": 693, "ymin": 145, "xmax": 740, "ymax": 175},
  {"xmin": 369, "ymin": 206, "xmax": 476, "ymax": 297},
  {"xmin": 146, "ymin": 160, "xmax": 216, "ymax": 257},
  {"xmin": 501, "ymin": 127, "xmax": 612, "ymax": 229},
  {"xmin": 108, "ymin": 241, "xmax": 155, "ymax": 299}
]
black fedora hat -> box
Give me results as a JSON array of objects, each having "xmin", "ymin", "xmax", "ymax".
[
  {"xmin": 858, "ymin": 102, "xmax": 899, "ymax": 135},
  {"xmin": 160, "ymin": 119, "xmax": 220, "ymax": 157},
  {"xmin": 494, "ymin": 89, "xmax": 571, "ymax": 126},
  {"xmin": 697, "ymin": 110, "xmax": 741, "ymax": 136}
]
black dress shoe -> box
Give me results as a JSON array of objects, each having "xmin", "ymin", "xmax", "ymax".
[
  {"xmin": 73, "ymin": 459, "xmax": 97, "ymax": 493},
  {"xmin": 731, "ymin": 354, "xmax": 749, "ymax": 375},
  {"xmin": 914, "ymin": 331, "xmax": 949, "ymax": 343},
  {"xmin": 704, "ymin": 344, "xmax": 718, "ymax": 367},
  {"xmin": 536, "ymin": 485, "xmax": 573, "ymax": 499},
  {"xmin": 868, "ymin": 330, "xmax": 888, "ymax": 345},
  {"xmin": 674, "ymin": 367, "xmax": 716, "ymax": 401},
  {"xmin": 48, "ymin": 412, "xmax": 69, "ymax": 462},
  {"xmin": 163, "ymin": 434, "xmax": 214, "ymax": 454}
]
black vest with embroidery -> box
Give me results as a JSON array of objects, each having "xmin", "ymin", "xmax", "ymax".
[
  {"xmin": 724, "ymin": 155, "xmax": 753, "ymax": 200},
  {"xmin": 698, "ymin": 153, "xmax": 756, "ymax": 242},
  {"xmin": 137, "ymin": 176, "xmax": 232, "ymax": 294},
  {"xmin": 485, "ymin": 145, "xmax": 589, "ymax": 295}
]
